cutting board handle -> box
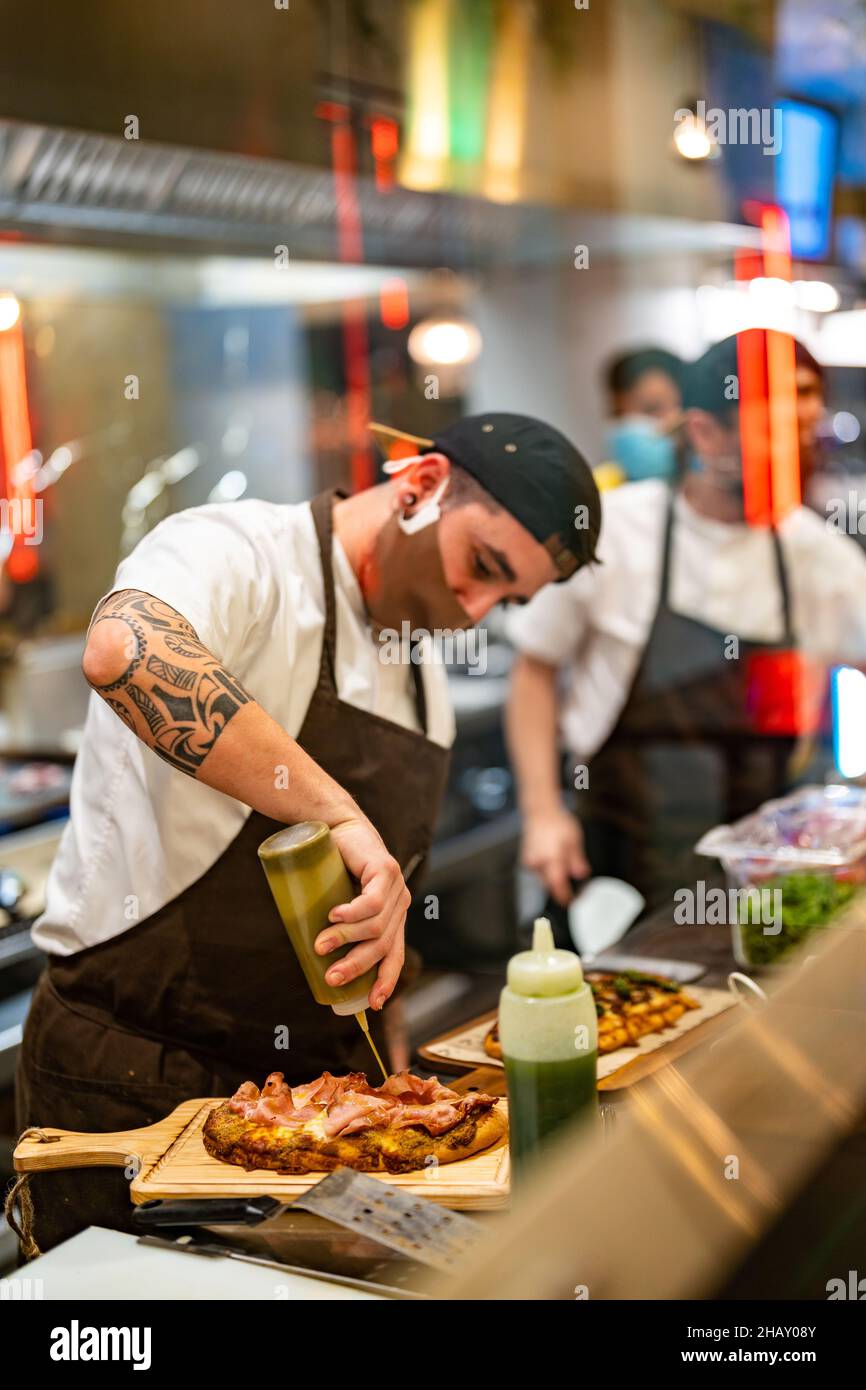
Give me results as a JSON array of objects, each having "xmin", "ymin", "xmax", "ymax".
[{"xmin": 13, "ymin": 1099, "xmax": 214, "ymax": 1174}]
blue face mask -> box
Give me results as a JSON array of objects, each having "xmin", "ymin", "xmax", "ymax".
[{"xmin": 604, "ymin": 416, "xmax": 676, "ymax": 482}]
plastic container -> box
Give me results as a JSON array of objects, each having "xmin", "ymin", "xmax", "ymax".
[
  {"xmin": 258, "ymin": 821, "xmax": 377, "ymax": 1015},
  {"xmin": 499, "ymin": 918, "xmax": 598, "ymax": 1180},
  {"xmin": 695, "ymin": 784, "xmax": 866, "ymax": 969}
]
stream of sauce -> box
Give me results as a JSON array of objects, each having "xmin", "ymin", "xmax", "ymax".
[{"xmin": 355, "ymin": 1009, "xmax": 388, "ymax": 1082}]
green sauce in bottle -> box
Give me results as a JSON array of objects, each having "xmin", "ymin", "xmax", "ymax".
[
  {"xmin": 259, "ymin": 822, "xmax": 387, "ymax": 1080},
  {"xmin": 258, "ymin": 821, "xmax": 378, "ymax": 1015},
  {"xmin": 500, "ymin": 917, "xmax": 598, "ymax": 1181}
]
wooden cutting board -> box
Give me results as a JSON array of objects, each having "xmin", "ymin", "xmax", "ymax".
[{"xmin": 13, "ymin": 1098, "xmax": 510, "ymax": 1212}]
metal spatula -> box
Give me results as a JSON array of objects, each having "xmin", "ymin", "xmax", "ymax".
[
  {"xmin": 132, "ymin": 1167, "xmax": 484, "ymax": 1273},
  {"xmin": 291, "ymin": 1168, "xmax": 482, "ymax": 1272}
]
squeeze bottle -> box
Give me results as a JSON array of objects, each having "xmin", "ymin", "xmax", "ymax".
[
  {"xmin": 499, "ymin": 916, "xmax": 598, "ymax": 1177},
  {"xmin": 258, "ymin": 821, "xmax": 387, "ymax": 1078}
]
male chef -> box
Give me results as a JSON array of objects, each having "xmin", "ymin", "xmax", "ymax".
[
  {"xmin": 16, "ymin": 412, "xmax": 600, "ymax": 1250},
  {"xmin": 506, "ymin": 333, "xmax": 866, "ymax": 927}
]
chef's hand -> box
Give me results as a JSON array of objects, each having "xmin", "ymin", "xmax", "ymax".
[
  {"xmin": 521, "ymin": 808, "xmax": 590, "ymax": 906},
  {"xmin": 315, "ymin": 815, "xmax": 411, "ymax": 1010}
]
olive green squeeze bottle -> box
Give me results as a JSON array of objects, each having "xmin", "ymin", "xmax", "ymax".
[
  {"xmin": 499, "ymin": 917, "xmax": 598, "ymax": 1179},
  {"xmin": 258, "ymin": 821, "xmax": 387, "ymax": 1079}
]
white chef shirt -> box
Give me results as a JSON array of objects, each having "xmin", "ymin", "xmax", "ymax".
[
  {"xmin": 34, "ymin": 500, "xmax": 455, "ymax": 956},
  {"xmin": 506, "ymin": 479, "xmax": 866, "ymax": 762}
]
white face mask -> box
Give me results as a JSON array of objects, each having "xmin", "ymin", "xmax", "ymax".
[
  {"xmin": 382, "ymin": 454, "xmax": 450, "ymax": 534},
  {"xmin": 398, "ymin": 477, "xmax": 450, "ymax": 535},
  {"xmin": 367, "ymin": 456, "xmax": 473, "ymax": 634}
]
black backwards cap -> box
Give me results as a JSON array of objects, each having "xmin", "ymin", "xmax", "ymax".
[
  {"xmin": 684, "ymin": 331, "xmax": 824, "ymax": 424},
  {"xmin": 682, "ymin": 334, "xmax": 744, "ymax": 421},
  {"xmin": 370, "ymin": 412, "xmax": 601, "ymax": 578}
]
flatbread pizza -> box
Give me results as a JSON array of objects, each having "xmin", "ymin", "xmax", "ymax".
[{"xmin": 203, "ymin": 1069, "xmax": 506, "ymax": 1175}]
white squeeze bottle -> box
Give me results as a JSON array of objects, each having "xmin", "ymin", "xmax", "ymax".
[{"xmin": 499, "ymin": 917, "xmax": 599, "ymax": 1179}]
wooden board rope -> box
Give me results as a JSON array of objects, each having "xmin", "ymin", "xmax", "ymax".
[{"xmin": 4, "ymin": 1127, "xmax": 62, "ymax": 1259}]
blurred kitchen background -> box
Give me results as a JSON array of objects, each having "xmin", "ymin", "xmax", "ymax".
[{"xmin": 1, "ymin": 0, "xmax": 866, "ymax": 1258}]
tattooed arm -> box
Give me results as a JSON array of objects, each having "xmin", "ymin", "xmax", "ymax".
[
  {"xmin": 83, "ymin": 588, "xmax": 353, "ymax": 819},
  {"xmin": 81, "ymin": 589, "xmax": 410, "ymax": 1007},
  {"xmin": 83, "ymin": 589, "xmax": 253, "ymax": 776}
]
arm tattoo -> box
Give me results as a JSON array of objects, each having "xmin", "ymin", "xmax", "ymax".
[
  {"xmin": 164, "ymin": 631, "xmax": 212, "ymax": 660},
  {"xmin": 106, "ymin": 698, "xmax": 137, "ymax": 735},
  {"xmin": 88, "ymin": 589, "xmax": 252, "ymax": 776},
  {"xmin": 146, "ymin": 656, "xmax": 197, "ymax": 690}
]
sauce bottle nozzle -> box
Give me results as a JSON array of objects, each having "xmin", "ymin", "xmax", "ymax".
[
  {"xmin": 507, "ymin": 916, "xmax": 585, "ymax": 997},
  {"xmin": 532, "ymin": 917, "xmax": 556, "ymax": 953},
  {"xmin": 330, "ymin": 992, "xmax": 372, "ymax": 1017}
]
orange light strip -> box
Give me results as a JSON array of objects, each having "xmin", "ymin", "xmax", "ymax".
[
  {"xmin": 760, "ymin": 203, "xmax": 792, "ymax": 281},
  {"xmin": 735, "ymin": 206, "xmax": 801, "ymax": 528},
  {"xmin": 380, "ymin": 277, "xmax": 410, "ymax": 331},
  {"xmin": 368, "ymin": 116, "xmax": 399, "ymax": 192},
  {"xmin": 766, "ymin": 326, "xmax": 801, "ymax": 521},
  {"xmin": 761, "ymin": 206, "xmax": 801, "ymax": 522},
  {"xmin": 316, "ymin": 107, "xmax": 374, "ymax": 492},
  {"xmin": 0, "ymin": 314, "xmax": 39, "ymax": 582},
  {"xmin": 734, "ymin": 265, "xmax": 772, "ymax": 529}
]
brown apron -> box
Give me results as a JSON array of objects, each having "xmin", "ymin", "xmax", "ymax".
[
  {"xmin": 15, "ymin": 489, "xmax": 451, "ymax": 1251},
  {"xmin": 576, "ymin": 489, "xmax": 798, "ymax": 911}
]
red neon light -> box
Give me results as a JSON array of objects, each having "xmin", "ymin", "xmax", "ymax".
[
  {"xmin": 760, "ymin": 203, "xmax": 792, "ymax": 280},
  {"xmin": 761, "ymin": 206, "xmax": 801, "ymax": 522},
  {"xmin": 369, "ymin": 116, "xmax": 399, "ymax": 191},
  {"xmin": 316, "ymin": 104, "xmax": 374, "ymax": 491},
  {"xmin": 734, "ymin": 204, "xmax": 801, "ymax": 528},
  {"xmin": 380, "ymin": 277, "xmax": 410, "ymax": 330},
  {"xmin": 0, "ymin": 311, "xmax": 39, "ymax": 582},
  {"xmin": 314, "ymin": 101, "xmax": 350, "ymax": 125},
  {"xmin": 370, "ymin": 117, "xmax": 399, "ymax": 162},
  {"xmin": 735, "ymin": 318, "xmax": 772, "ymax": 528}
]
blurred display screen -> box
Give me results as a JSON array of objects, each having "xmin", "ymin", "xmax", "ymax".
[{"xmin": 777, "ymin": 98, "xmax": 839, "ymax": 260}]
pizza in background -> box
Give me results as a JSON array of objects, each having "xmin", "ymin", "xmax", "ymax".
[
  {"xmin": 587, "ymin": 970, "xmax": 700, "ymax": 1052},
  {"xmin": 484, "ymin": 969, "xmax": 700, "ymax": 1059}
]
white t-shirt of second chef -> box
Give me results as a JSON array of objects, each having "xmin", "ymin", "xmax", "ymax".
[
  {"xmin": 506, "ymin": 478, "xmax": 866, "ymax": 764},
  {"xmin": 34, "ymin": 500, "xmax": 456, "ymax": 956}
]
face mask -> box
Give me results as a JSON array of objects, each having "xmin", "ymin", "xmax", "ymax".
[
  {"xmin": 365, "ymin": 476, "xmax": 474, "ymax": 635},
  {"xmin": 605, "ymin": 415, "xmax": 676, "ymax": 482}
]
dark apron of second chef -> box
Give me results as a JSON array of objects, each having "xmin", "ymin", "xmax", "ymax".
[
  {"xmin": 574, "ymin": 488, "xmax": 799, "ymax": 915},
  {"xmin": 15, "ymin": 489, "xmax": 451, "ymax": 1252}
]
